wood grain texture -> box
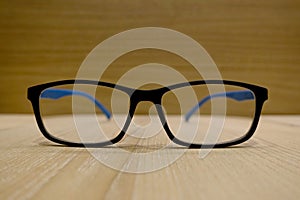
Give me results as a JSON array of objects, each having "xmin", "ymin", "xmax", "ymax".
[
  {"xmin": 0, "ymin": 0, "xmax": 299, "ymax": 113},
  {"xmin": 0, "ymin": 115, "xmax": 299, "ymax": 200}
]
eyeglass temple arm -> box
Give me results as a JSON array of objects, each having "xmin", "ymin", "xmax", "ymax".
[
  {"xmin": 185, "ymin": 90, "xmax": 255, "ymax": 122},
  {"xmin": 40, "ymin": 88, "xmax": 111, "ymax": 119}
]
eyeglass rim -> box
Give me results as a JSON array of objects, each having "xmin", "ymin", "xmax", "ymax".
[{"xmin": 27, "ymin": 79, "xmax": 268, "ymax": 148}]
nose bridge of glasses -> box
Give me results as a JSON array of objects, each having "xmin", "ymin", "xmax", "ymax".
[
  {"xmin": 129, "ymin": 90, "xmax": 167, "ymax": 128},
  {"xmin": 131, "ymin": 89, "xmax": 164, "ymax": 105}
]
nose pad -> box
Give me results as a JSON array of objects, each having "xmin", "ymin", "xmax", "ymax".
[
  {"xmin": 126, "ymin": 103, "xmax": 164, "ymax": 139},
  {"xmin": 154, "ymin": 104, "xmax": 167, "ymax": 125}
]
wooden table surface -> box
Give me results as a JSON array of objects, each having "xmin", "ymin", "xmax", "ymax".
[{"xmin": 0, "ymin": 114, "xmax": 299, "ymax": 200}]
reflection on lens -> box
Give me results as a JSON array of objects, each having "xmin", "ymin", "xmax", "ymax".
[
  {"xmin": 162, "ymin": 84, "xmax": 256, "ymax": 144},
  {"xmin": 39, "ymin": 84, "xmax": 129, "ymax": 143}
]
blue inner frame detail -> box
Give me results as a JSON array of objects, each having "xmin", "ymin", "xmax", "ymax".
[
  {"xmin": 40, "ymin": 88, "xmax": 111, "ymax": 119},
  {"xmin": 41, "ymin": 89, "xmax": 254, "ymax": 123},
  {"xmin": 185, "ymin": 90, "xmax": 255, "ymax": 121}
]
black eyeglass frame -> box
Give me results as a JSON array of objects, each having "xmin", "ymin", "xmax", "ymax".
[{"xmin": 27, "ymin": 79, "xmax": 268, "ymax": 148}]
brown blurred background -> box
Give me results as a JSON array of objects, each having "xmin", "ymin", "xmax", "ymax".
[{"xmin": 0, "ymin": 0, "xmax": 299, "ymax": 114}]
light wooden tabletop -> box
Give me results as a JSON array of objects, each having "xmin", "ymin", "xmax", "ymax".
[{"xmin": 0, "ymin": 114, "xmax": 299, "ymax": 200}]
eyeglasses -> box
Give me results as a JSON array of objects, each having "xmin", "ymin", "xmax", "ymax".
[{"xmin": 27, "ymin": 80, "xmax": 268, "ymax": 148}]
